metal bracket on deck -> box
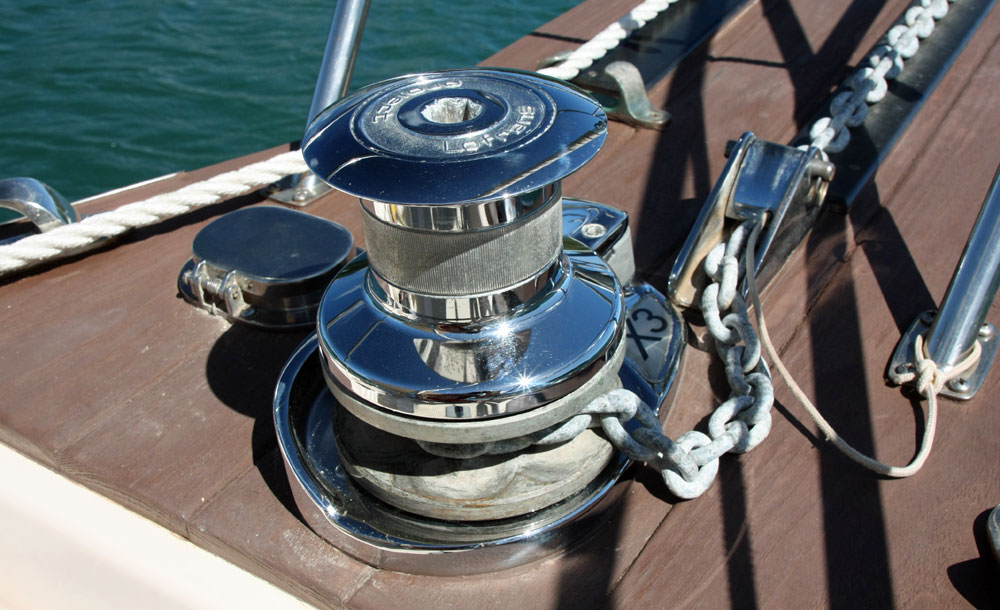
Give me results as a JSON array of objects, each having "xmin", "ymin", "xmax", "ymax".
[
  {"xmin": 536, "ymin": 58, "xmax": 670, "ymax": 130},
  {"xmin": 0, "ymin": 178, "xmax": 76, "ymax": 234},
  {"xmin": 601, "ymin": 62, "xmax": 670, "ymax": 130},
  {"xmin": 180, "ymin": 260, "xmax": 252, "ymax": 320},
  {"xmin": 266, "ymin": 172, "xmax": 332, "ymax": 207},
  {"xmin": 0, "ymin": 177, "xmax": 117, "ymax": 256},
  {"xmin": 539, "ymin": 0, "xmax": 750, "ymax": 131},
  {"xmin": 668, "ymin": 132, "xmax": 834, "ymax": 308}
]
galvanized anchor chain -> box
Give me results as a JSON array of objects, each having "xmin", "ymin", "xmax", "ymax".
[
  {"xmin": 599, "ymin": 220, "xmax": 775, "ymax": 500},
  {"xmin": 807, "ymin": 0, "xmax": 954, "ymax": 154}
]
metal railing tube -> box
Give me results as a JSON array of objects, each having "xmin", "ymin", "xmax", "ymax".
[
  {"xmin": 307, "ymin": 0, "xmax": 371, "ymax": 127},
  {"xmin": 925, "ymin": 164, "xmax": 1000, "ymax": 369},
  {"xmin": 275, "ymin": 0, "xmax": 370, "ymax": 205}
]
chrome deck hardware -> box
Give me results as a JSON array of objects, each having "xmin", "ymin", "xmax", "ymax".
[
  {"xmin": 0, "ymin": 178, "xmax": 76, "ymax": 239},
  {"xmin": 268, "ymin": 0, "xmax": 370, "ymax": 207},
  {"xmin": 888, "ymin": 163, "xmax": 1000, "ymax": 399},
  {"xmin": 178, "ymin": 206, "xmax": 354, "ymax": 328},
  {"xmin": 274, "ymin": 68, "xmax": 684, "ymax": 574},
  {"xmin": 668, "ymin": 132, "xmax": 834, "ymax": 307},
  {"xmin": 0, "ymin": 177, "xmax": 117, "ymax": 261}
]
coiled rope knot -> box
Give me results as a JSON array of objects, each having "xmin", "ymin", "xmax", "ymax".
[{"xmin": 899, "ymin": 333, "xmax": 982, "ymax": 398}]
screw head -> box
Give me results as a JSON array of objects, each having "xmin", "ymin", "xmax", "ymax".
[
  {"xmin": 948, "ymin": 377, "xmax": 971, "ymax": 393},
  {"xmin": 580, "ymin": 223, "xmax": 607, "ymax": 239},
  {"xmin": 920, "ymin": 310, "xmax": 936, "ymax": 325},
  {"xmin": 292, "ymin": 189, "xmax": 309, "ymax": 202},
  {"xmin": 979, "ymin": 323, "xmax": 994, "ymax": 339}
]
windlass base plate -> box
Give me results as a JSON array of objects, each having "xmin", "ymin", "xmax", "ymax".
[{"xmin": 274, "ymin": 332, "xmax": 660, "ymax": 576}]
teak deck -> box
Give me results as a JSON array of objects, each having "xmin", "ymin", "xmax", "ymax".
[{"xmin": 2, "ymin": 0, "xmax": 999, "ymax": 607}]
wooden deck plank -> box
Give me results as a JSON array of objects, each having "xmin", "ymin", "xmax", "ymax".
[
  {"xmin": 188, "ymin": 449, "xmax": 376, "ymax": 610},
  {"xmin": 56, "ymin": 324, "xmax": 313, "ymax": 534}
]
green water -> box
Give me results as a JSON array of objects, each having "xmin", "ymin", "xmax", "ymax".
[{"xmin": 0, "ymin": 0, "xmax": 576, "ymax": 202}]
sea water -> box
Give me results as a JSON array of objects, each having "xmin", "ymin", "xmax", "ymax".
[{"xmin": 0, "ymin": 0, "xmax": 577, "ymax": 201}]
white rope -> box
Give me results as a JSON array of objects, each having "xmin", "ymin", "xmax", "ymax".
[
  {"xmin": 0, "ymin": 150, "xmax": 307, "ymax": 276},
  {"xmin": 744, "ymin": 221, "xmax": 980, "ymax": 477},
  {"xmin": 537, "ymin": 0, "xmax": 679, "ymax": 81}
]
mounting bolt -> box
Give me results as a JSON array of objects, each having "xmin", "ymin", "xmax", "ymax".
[
  {"xmin": 920, "ymin": 310, "xmax": 936, "ymax": 326},
  {"xmin": 979, "ymin": 323, "xmax": 994, "ymax": 339},
  {"xmin": 806, "ymin": 158, "xmax": 836, "ymax": 182},
  {"xmin": 581, "ymin": 223, "xmax": 607, "ymax": 239},
  {"xmin": 948, "ymin": 377, "xmax": 971, "ymax": 393},
  {"xmin": 292, "ymin": 189, "xmax": 309, "ymax": 202}
]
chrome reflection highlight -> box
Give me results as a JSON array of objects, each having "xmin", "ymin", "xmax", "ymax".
[
  {"xmin": 360, "ymin": 182, "xmax": 560, "ymax": 233},
  {"xmin": 316, "ymin": 241, "xmax": 625, "ymax": 421}
]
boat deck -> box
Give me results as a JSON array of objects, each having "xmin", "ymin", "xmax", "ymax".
[{"xmin": 2, "ymin": 0, "xmax": 999, "ymax": 607}]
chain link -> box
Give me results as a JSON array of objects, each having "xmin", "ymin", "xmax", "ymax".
[
  {"xmin": 807, "ymin": 0, "xmax": 954, "ymax": 154},
  {"xmin": 598, "ymin": 220, "xmax": 775, "ymax": 498}
]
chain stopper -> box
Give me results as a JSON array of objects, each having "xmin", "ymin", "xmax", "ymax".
[{"xmin": 667, "ymin": 132, "xmax": 834, "ymax": 308}]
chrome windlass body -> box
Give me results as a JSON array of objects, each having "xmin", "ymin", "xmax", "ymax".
[
  {"xmin": 303, "ymin": 68, "xmax": 617, "ymax": 427},
  {"xmin": 316, "ymin": 240, "xmax": 625, "ymax": 422},
  {"xmin": 274, "ymin": 68, "xmax": 683, "ymax": 572}
]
